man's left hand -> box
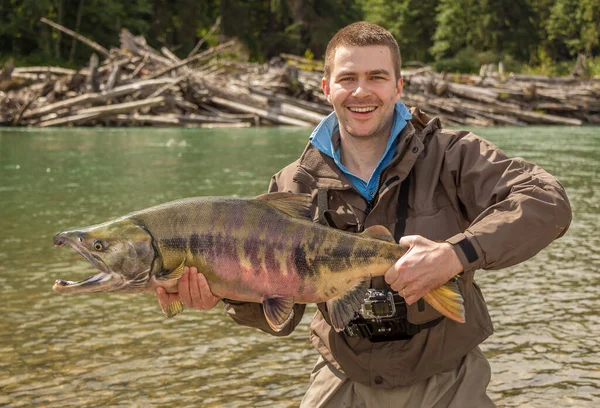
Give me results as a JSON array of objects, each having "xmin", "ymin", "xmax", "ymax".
[{"xmin": 384, "ymin": 235, "xmax": 463, "ymax": 305}]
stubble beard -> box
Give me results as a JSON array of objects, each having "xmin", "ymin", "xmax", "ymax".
[{"xmin": 341, "ymin": 109, "xmax": 395, "ymax": 144}]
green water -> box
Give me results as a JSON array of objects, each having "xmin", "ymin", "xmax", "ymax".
[{"xmin": 0, "ymin": 126, "xmax": 598, "ymax": 407}]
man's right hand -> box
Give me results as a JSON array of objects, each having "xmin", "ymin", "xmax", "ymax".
[{"xmin": 156, "ymin": 266, "xmax": 221, "ymax": 311}]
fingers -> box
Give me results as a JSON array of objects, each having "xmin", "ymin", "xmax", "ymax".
[
  {"xmin": 384, "ymin": 258, "xmax": 410, "ymax": 291},
  {"xmin": 398, "ymin": 234, "xmax": 419, "ymax": 248},
  {"xmin": 156, "ymin": 286, "xmax": 181, "ymax": 309},
  {"xmin": 188, "ymin": 266, "xmax": 201, "ymax": 308},
  {"xmin": 179, "ymin": 266, "xmax": 193, "ymax": 308},
  {"xmin": 180, "ymin": 266, "xmax": 220, "ymax": 310},
  {"xmin": 156, "ymin": 287, "xmax": 168, "ymax": 306}
]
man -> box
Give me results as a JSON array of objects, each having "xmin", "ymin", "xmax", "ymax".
[{"xmin": 156, "ymin": 22, "xmax": 572, "ymax": 407}]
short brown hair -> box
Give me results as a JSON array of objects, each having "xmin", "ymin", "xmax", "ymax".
[{"xmin": 323, "ymin": 21, "xmax": 402, "ymax": 80}]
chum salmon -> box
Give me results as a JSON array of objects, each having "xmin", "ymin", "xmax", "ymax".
[{"xmin": 53, "ymin": 193, "xmax": 465, "ymax": 331}]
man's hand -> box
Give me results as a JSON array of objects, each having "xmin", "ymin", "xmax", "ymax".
[
  {"xmin": 384, "ymin": 235, "xmax": 463, "ymax": 305},
  {"xmin": 156, "ymin": 266, "xmax": 221, "ymax": 311}
]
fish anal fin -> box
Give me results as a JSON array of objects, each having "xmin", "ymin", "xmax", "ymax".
[
  {"xmin": 157, "ymin": 258, "xmax": 187, "ymax": 281},
  {"xmin": 361, "ymin": 226, "xmax": 395, "ymax": 242},
  {"xmin": 326, "ymin": 278, "xmax": 370, "ymax": 332},
  {"xmin": 263, "ymin": 296, "xmax": 295, "ymax": 332},
  {"xmin": 161, "ymin": 300, "xmax": 184, "ymax": 318},
  {"xmin": 422, "ymin": 279, "xmax": 466, "ymax": 323},
  {"xmin": 255, "ymin": 192, "xmax": 312, "ymax": 219}
]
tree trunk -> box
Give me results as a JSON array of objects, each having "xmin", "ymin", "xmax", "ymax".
[
  {"xmin": 68, "ymin": 0, "xmax": 86, "ymax": 64},
  {"xmin": 55, "ymin": 0, "xmax": 64, "ymax": 60}
]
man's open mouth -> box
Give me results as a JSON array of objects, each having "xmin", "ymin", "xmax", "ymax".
[{"xmin": 348, "ymin": 106, "xmax": 377, "ymax": 113}]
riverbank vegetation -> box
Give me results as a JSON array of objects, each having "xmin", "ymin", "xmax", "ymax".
[
  {"xmin": 1, "ymin": 0, "xmax": 599, "ymax": 76},
  {"xmin": 1, "ymin": 0, "xmax": 598, "ymax": 127}
]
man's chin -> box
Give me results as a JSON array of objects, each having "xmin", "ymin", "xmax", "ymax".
[{"xmin": 343, "ymin": 124, "xmax": 385, "ymax": 140}]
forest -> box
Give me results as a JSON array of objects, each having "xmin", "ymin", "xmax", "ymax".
[{"xmin": 1, "ymin": 0, "xmax": 599, "ymax": 76}]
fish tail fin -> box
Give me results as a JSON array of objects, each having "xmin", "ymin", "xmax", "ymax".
[
  {"xmin": 422, "ymin": 279, "xmax": 466, "ymax": 323},
  {"xmin": 326, "ymin": 278, "xmax": 370, "ymax": 332}
]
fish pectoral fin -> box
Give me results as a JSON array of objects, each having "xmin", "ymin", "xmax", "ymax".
[
  {"xmin": 326, "ymin": 278, "xmax": 370, "ymax": 332},
  {"xmin": 161, "ymin": 300, "xmax": 184, "ymax": 318},
  {"xmin": 156, "ymin": 258, "xmax": 187, "ymax": 281},
  {"xmin": 361, "ymin": 225, "xmax": 395, "ymax": 242},
  {"xmin": 255, "ymin": 192, "xmax": 312, "ymax": 220},
  {"xmin": 263, "ymin": 296, "xmax": 295, "ymax": 332},
  {"xmin": 422, "ymin": 279, "xmax": 466, "ymax": 323}
]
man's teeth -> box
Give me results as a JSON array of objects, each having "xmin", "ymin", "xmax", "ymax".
[{"xmin": 349, "ymin": 106, "xmax": 376, "ymax": 113}]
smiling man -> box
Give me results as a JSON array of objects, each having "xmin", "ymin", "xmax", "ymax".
[{"xmin": 157, "ymin": 22, "xmax": 572, "ymax": 407}]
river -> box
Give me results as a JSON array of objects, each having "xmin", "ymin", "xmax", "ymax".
[{"xmin": 0, "ymin": 126, "xmax": 598, "ymax": 407}]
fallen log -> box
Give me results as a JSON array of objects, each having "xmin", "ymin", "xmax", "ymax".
[
  {"xmin": 75, "ymin": 96, "xmax": 166, "ymax": 116},
  {"xmin": 13, "ymin": 66, "xmax": 77, "ymax": 76},
  {"xmin": 38, "ymin": 112, "xmax": 103, "ymax": 127},
  {"xmin": 187, "ymin": 17, "xmax": 221, "ymax": 58},
  {"xmin": 40, "ymin": 17, "xmax": 111, "ymax": 58},
  {"xmin": 23, "ymin": 78, "xmax": 178, "ymax": 119},
  {"xmin": 146, "ymin": 40, "xmax": 235, "ymax": 80},
  {"xmin": 210, "ymin": 96, "xmax": 314, "ymax": 127},
  {"xmin": 105, "ymin": 113, "xmax": 252, "ymax": 127}
]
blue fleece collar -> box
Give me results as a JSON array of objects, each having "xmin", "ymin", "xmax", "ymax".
[{"xmin": 309, "ymin": 102, "xmax": 412, "ymax": 201}]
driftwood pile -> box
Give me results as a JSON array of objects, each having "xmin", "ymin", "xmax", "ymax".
[
  {"xmin": 1, "ymin": 18, "xmax": 599, "ymax": 128},
  {"xmin": 401, "ymin": 68, "xmax": 600, "ymax": 126}
]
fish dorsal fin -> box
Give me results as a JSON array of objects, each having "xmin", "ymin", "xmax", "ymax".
[
  {"xmin": 361, "ymin": 225, "xmax": 395, "ymax": 242},
  {"xmin": 263, "ymin": 296, "xmax": 295, "ymax": 332},
  {"xmin": 255, "ymin": 192, "xmax": 312, "ymax": 219},
  {"xmin": 156, "ymin": 258, "xmax": 186, "ymax": 281},
  {"xmin": 161, "ymin": 300, "xmax": 184, "ymax": 318},
  {"xmin": 326, "ymin": 278, "xmax": 370, "ymax": 332}
]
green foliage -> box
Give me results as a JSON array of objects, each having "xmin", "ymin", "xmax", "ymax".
[
  {"xmin": 0, "ymin": 0, "xmax": 598, "ymax": 77},
  {"xmin": 430, "ymin": 0, "xmax": 476, "ymax": 60},
  {"xmin": 362, "ymin": 0, "xmax": 439, "ymax": 63},
  {"xmin": 432, "ymin": 48, "xmax": 479, "ymax": 73},
  {"xmin": 432, "ymin": 0, "xmax": 537, "ymax": 62},
  {"xmin": 220, "ymin": 0, "xmax": 362, "ymax": 61},
  {"xmin": 588, "ymin": 56, "xmax": 600, "ymax": 77}
]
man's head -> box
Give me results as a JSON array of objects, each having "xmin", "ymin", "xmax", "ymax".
[
  {"xmin": 321, "ymin": 22, "xmax": 403, "ymax": 142},
  {"xmin": 324, "ymin": 21, "xmax": 402, "ymax": 81}
]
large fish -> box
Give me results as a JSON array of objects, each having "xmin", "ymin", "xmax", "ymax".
[{"xmin": 53, "ymin": 193, "xmax": 465, "ymax": 331}]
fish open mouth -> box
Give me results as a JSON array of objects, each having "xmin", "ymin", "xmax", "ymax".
[
  {"xmin": 53, "ymin": 272, "xmax": 114, "ymax": 293},
  {"xmin": 52, "ymin": 231, "xmax": 124, "ymax": 293}
]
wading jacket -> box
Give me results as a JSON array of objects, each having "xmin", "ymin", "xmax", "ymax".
[{"xmin": 224, "ymin": 108, "xmax": 572, "ymax": 387}]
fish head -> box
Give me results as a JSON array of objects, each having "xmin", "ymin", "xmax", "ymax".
[{"xmin": 53, "ymin": 217, "xmax": 157, "ymax": 293}]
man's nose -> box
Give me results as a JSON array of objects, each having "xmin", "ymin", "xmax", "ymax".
[{"xmin": 352, "ymin": 79, "xmax": 371, "ymax": 98}]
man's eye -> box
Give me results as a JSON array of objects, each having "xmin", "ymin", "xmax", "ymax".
[{"xmin": 339, "ymin": 77, "xmax": 354, "ymax": 82}]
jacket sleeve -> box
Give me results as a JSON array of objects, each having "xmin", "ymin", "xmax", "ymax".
[
  {"xmin": 222, "ymin": 171, "xmax": 307, "ymax": 336},
  {"xmin": 442, "ymin": 131, "xmax": 572, "ymax": 273}
]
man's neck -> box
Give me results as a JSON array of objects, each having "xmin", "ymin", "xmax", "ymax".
[{"xmin": 339, "ymin": 133, "xmax": 389, "ymax": 182}]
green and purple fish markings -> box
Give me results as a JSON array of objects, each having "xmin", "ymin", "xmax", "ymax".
[{"xmin": 53, "ymin": 193, "xmax": 465, "ymax": 331}]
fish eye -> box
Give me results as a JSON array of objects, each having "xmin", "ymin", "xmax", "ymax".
[{"xmin": 93, "ymin": 239, "xmax": 105, "ymax": 251}]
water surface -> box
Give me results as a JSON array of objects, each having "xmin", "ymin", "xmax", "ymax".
[{"xmin": 0, "ymin": 126, "xmax": 598, "ymax": 407}]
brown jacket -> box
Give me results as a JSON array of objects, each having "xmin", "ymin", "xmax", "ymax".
[{"xmin": 224, "ymin": 108, "xmax": 572, "ymax": 387}]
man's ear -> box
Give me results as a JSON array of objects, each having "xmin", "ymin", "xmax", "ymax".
[
  {"xmin": 322, "ymin": 78, "xmax": 332, "ymax": 104},
  {"xmin": 395, "ymin": 77, "xmax": 404, "ymax": 102}
]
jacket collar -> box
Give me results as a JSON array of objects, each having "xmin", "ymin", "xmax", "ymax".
[{"xmin": 294, "ymin": 107, "xmax": 440, "ymax": 192}]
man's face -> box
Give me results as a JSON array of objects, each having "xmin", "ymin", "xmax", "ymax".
[{"xmin": 322, "ymin": 45, "xmax": 403, "ymax": 141}]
